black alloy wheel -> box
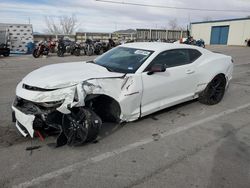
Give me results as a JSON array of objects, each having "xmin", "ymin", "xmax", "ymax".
[
  {"xmin": 62, "ymin": 108, "xmax": 102, "ymax": 146},
  {"xmin": 199, "ymin": 74, "xmax": 226, "ymax": 105}
]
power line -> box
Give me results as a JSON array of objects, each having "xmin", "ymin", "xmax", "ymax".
[{"xmin": 95, "ymin": 0, "xmax": 250, "ymax": 13}]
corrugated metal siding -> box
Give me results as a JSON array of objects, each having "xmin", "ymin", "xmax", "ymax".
[
  {"xmin": 75, "ymin": 32, "xmax": 136, "ymax": 42},
  {"xmin": 136, "ymin": 29, "xmax": 187, "ymax": 41}
]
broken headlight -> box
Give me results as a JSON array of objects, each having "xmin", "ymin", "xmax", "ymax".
[{"xmin": 73, "ymin": 89, "xmax": 79, "ymax": 102}]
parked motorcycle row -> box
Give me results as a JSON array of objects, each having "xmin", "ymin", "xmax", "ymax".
[
  {"xmin": 32, "ymin": 38, "xmax": 117, "ymax": 58},
  {"xmin": 182, "ymin": 36, "xmax": 205, "ymax": 48},
  {"xmin": 173, "ymin": 36, "xmax": 205, "ymax": 48}
]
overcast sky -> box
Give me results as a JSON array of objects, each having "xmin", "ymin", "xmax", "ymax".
[{"xmin": 1, "ymin": 0, "xmax": 250, "ymax": 33}]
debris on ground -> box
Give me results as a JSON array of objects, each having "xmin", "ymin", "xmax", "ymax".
[{"xmin": 26, "ymin": 145, "xmax": 42, "ymax": 151}]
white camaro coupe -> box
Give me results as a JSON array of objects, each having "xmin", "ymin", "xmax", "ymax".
[{"xmin": 12, "ymin": 42, "xmax": 233, "ymax": 146}]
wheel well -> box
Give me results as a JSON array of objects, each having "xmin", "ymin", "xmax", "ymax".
[
  {"xmin": 85, "ymin": 94, "xmax": 121, "ymax": 123},
  {"xmin": 213, "ymin": 73, "xmax": 226, "ymax": 83}
]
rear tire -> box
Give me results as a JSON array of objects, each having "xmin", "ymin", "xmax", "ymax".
[
  {"xmin": 98, "ymin": 48, "xmax": 104, "ymax": 55},
  {"xmin": 87, "ymin": 48, "xmax": 93, "ymax": 56},
  {"xmin": 57, "ymin": 50, "xmax": 64, "ymax": 57},
  {"xmin": 74, "ymin": 49, "xmax": 81, "ymax": 56},
  {"xmin": 198, "ymin": 74, "xmax": 226, "ymax": 105}
]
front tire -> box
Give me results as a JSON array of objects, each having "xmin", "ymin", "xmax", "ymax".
[
  {"xmin": 198, "ymin": 74, "xmax": 226, "ymax": 105},
  {"xmin": 57, "ymin": 50, "xmax": 64, "ymax": 57},
  {"xmin": 32, "ymin": 49, "xmax": 40, "ymax": 58},
  {"xmin": 62, "ymin": 108, "xmax": 102, "ymax": 146}
]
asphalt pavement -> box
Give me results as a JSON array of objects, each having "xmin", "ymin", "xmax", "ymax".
[{"xmin": 0, "ymin": 46, "xmax": 250, "ymax": 188}]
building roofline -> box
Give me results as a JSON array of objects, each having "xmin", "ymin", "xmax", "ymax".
[
  {"xmin": 0, "ymin": 23, "xmax": 32, "ymax": 26},
  {"xmin": 191, "ymin": 17, "xmax": 250, "ymax": 25},
  {"xmin": 33, "ymin": 33, "xmax": 75, "ymax": 36}
]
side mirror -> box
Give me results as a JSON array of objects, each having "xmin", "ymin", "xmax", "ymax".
[{"xmin": 147, "ymin": 64, "xmax": 166, "ymax": 75}]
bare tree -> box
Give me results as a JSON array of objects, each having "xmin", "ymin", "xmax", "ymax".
[
  {"xmin": 60, "ymin": 15, "xmax": 77, "ymax": 34},
  {"xmin": 168, "ymin": 18, "xmax": 185, "ymax": 30},
  {"xmin": 45, "ymin": 16, "xmax": 61, "ymax": 34},
  {"xmin": 44, "ymin": 15, "xmax": 78, "ymax": 34},
  {"xmin": 168, "ymin": 18, "xmax": 178, "ymax": 30}
]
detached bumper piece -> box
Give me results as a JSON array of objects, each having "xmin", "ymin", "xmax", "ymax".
[{"xmin": 12, "ymin": 106, "xmax": 35, "ymax": 137}]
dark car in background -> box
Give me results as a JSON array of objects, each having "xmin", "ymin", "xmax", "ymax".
[{"xmin": 0, "ymin": 43, "xmax": 10, "ymax": 57}]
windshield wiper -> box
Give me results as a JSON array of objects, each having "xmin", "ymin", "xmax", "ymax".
[
  {"xmin": 104, "ymin": 66, "xmax": 114, "ymax": 72},
  {"xmin": 86, "ymin": 60, "xmax": 95, "ymax": 64},
  {"xmin": 86, "ymin": 61, "xmax": 114, "ymax": 72}
]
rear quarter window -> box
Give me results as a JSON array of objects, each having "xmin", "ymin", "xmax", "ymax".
[{"xmin": 189, "ymin": 49, "xmax": 202, "ymax": 62}]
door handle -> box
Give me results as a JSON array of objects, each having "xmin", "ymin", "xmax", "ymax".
[{"xmin": 186, "ymin": 69, "xmax": 195, "ymax": 74}]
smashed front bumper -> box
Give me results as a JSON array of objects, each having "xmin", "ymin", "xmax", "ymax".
[
  {"xmin": 12, "ymin": 82, "xmax": 83, "ymax": 137},
  {"xmin": 12, "ymin": 96, "xmax": 64, "ymax": 137}
]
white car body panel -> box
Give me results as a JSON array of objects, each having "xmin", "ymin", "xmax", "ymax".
[
  {"xmin": 22, "ymin": 62, "xmax": 124, "ymax": 89},
  {"xmin": 141, "ymin": 63, "xmax": 198, "ymax": 116},
  {"xmin": 12, "ymin": 42, "xmax": 234, "ymax": 137}
]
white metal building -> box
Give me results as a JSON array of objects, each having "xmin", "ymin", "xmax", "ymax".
[
  {"xmin": 191, "ymin": 17, "xmax": 250, "ymax": 46},
  {"xmin": 0, "ymin": 23, "xmax": 33, "ymax": 53}
]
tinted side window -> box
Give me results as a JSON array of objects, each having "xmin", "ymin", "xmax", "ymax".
[
  {"xmin": 149, "ymin": 49, "xmax": 190, "ymax": 69},
  {"xmin": 189, "ymin": 49, "xmax": 202, "ymax": 62}
]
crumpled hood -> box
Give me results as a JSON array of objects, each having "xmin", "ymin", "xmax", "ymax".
[{"xmin": 22, "ymin": 62, "xmax": 125, "ymax": 89}]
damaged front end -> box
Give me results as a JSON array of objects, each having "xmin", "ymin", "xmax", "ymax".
[
  {"xmin": 12, "ymin": 82, "xmax": 102, "ymax": 147},
  {"xmin": 12, "ymin": 68, "xmax": 142, "ymax": 147}
]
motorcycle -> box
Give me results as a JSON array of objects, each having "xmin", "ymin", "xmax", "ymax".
[
  {"xmin": 183, "ymin": 36, "xmax": 205, "ymax": 48},
  {"xmin": 57, "ymin": 39, "xmax": 81, "ymax": 57},
  {"xmin": 102, "ymin": 38, "xmax": 116, "ymax": 52},
  {"xmin": 33, "ymin": 41, "xmax": 49, "ymax": 58},
  {"xmin": 93, "ymin": 40, "xmax": 104, "ymax": 55},
  {"xmin": 57, "ymin": 39, "xmax": 66, "ymax": 57},
  {"xmin": 70, "ymin": 42, "xmax": 81, "ymax": 56},
  {"xmin": 84, "ymin": 39, "xmax": 95, "ymax": 56},
  {"xmin": 195, "ymin": 39, "xmax": 205, "ymax": 48},
  {"xmin": 48, "ymin": 40, "xmax": 57, "ymax": 53}
]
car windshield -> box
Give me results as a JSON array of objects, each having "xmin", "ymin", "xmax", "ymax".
[{"xmin": 94, "ymin": 47, "xmax": 154, "ymax": 73}]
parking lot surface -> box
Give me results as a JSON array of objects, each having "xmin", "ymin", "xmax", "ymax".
[{"xmin": 0, "ymin": 46, "xmax": 250, "ymax": 188}]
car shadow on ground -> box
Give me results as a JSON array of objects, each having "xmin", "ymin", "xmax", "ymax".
[
  {"xmin": 137, "ymin": 99, "xmax": 197, "ymax": 122},
  {"xmin": 99, "ymin": 99, "xmax": 198, "ymax": 137},
  {"xmin": 1, "ymin": 99, "xmax": 198, "ymax": 148}
]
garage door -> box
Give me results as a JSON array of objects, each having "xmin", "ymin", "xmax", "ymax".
[{"xmin": 210, "ymin": 26, "xmax": 229, "ymax": 45}]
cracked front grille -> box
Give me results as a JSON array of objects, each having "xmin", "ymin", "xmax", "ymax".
[{"xmin": 13, "ymin": 97, "xmax": 64, "ymax": 115}]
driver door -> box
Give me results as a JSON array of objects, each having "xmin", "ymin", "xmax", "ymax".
[{"xmin": 141, "ymin": 49, "xmax": 199, "ymax": 116}]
